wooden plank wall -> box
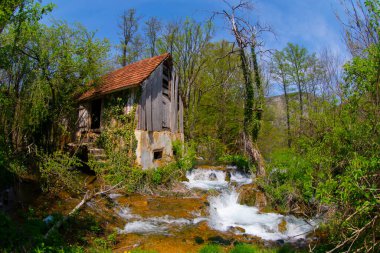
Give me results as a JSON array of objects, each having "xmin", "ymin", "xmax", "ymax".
[
  {"xmin": 138, "ymin": 83, "xmax": 146, "ymax": 130},
  {"xmin": 151, "ymin": 64, "xmax": 163, "ymax": 131},
  {"xmin": 137, "ymin": 63, "xmax": 163, "ymax": 131},
  {"xmin": 136, "ymin": 60, "xmax": 184, "ymax": 134},
  {"xmin": 170, "ymin": 68, "xmax": 177, "ymax": 132}
]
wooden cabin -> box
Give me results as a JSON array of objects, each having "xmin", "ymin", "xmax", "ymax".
[{"xmin": 76, "ymin": 53, "xmax": 184, "ymax": 169}]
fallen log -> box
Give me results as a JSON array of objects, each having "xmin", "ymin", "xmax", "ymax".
[{"xmin": 44, "ymin": 182, "xmax": 123, "ymax": 239}]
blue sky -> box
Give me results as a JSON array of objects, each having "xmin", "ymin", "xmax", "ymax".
[{"xmin": 42, "ymin": 0, "xmax": 347, "ymax": 58}]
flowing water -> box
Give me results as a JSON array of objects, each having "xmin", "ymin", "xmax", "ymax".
[
  {"xmin": 112, "ymin": 167, "xmax": 317, "ymax": 251},
  {"xmin": 184, "ymin": 168, "xmax": 316, "ymax": 241}
]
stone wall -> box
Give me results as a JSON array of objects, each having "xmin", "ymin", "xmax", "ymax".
[{"xmin": 135, "ymin": 130, "xmax": 184, "ymax": 169}]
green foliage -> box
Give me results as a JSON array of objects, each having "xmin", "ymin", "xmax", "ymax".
[
  {"xmin": 93, "ymin": 139, "xmax": 194, "ymax": 193},
  {"xmin": 39, "ymin": 151, "xmax": 83, "ymax": 195},
  {"xmin": 229, "ymin": 244, "xmax": 257, "ymax": 253},
  {"xmin": 173, "ymin": 140, "xmax": 196, "ymax": 171},
  {"xmin": 188, "ymin": 41, "xmax": 244, "ymax": 156},
  {"xmin": 262, "ymin": 13, "xmax": 380, "ymax": 250},
  {"xmin": 97, "ymin": 90, "xmax": 138, "ymax": 165},
  {"xmin": 0, "ymin": 12, "xmax": 110, "ymax": 151},
  {"xmin": 194, "ymin": 136, "xmax": 227, "ymax": 162},
  {"xmin": 261, "ymin": 149, "xmax": 314, "ymax": 211},
  {"xmin": 198, "ymin": 244, "xmax": 223, "ymax": 253},
  {"xmin": 218, "ymin": 154, "xmax": 251, "ymax": 172}
]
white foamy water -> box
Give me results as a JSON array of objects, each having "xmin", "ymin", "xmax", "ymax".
[
  {"xmin": 208, "ymin": 189, "xmax": 316, "ymax": 241},
  {"xmin": 115, "ymin": 168, "xmax": 316, "ymax": 241},
  {"xmin": 117, "ymin": 206, "xmax": 207, "ymax": 234},
  {"xmin": 184, "ymin": 169, "xmax": 228, "ymax": 190},
  {"xmin": 230, "ymin": 171, "xmax": 253, "ymax": 185},
  {"xmin": 184, "ymin": 168, "xmax": 253, "ymax": 190}
]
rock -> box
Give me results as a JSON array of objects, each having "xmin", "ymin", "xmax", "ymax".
[
  {"xmin": 237, "ymin": 184, "xmax": 258, "ymax": 206},
  {"xmin": 278, "ymin": 218, "xmax": 287, "ymax": 233},
  {"xmin": 234, "ymin": 226, "xmax": 246, "ymax": 233},
  {"xmin": 208, "ymin": 236, "xmax": 231, "ymax": 246},
  {"xmin": 208, "ymin": 172, "xmax": 217, "ymax": 181},
  {"xmin": 255, "ymin": 191, "xmax": 267, "ymax": 210},
  {"xmin": 194, "ymin": 236, "xmax": 204, "ymax": 244},
  {"xmin": 228, "ymin": 226, "xmax": 246, "ymax": 234},
  {"xmin": 197, "ymin": 221, "xmax": 209, "ymax": 232},
  {"xmin": 225, "ymin": 171, "xmax": 231, "ymax": 182}
]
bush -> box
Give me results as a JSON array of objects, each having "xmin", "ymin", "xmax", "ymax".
[
  {"xmin": 218, "ymin": 154, "xmax": 251, "ymax": 172},
  {"xmin": 39, "ymin": 151, "xmax": 83, "ymax": 195},
  {"xmin": 260, "ymin": 149, "xmax": 314, "ymax": 212},
  {"xmin": 92, "ymin": 140, "xmax": 195, "ymax": 193},
  {"xmin": 194, "ymin": 136, "xmax": 227, "ymax": 162}
]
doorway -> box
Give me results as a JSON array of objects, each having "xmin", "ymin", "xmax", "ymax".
[{"xmin": 91, "ymin": 99, "xmax": 101, "ymax": 130}]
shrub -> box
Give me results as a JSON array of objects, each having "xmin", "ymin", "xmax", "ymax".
[
  {"xmin": 39, "ymin": 151, "xmax": 83, "ymax": 195},
  {"xmin": 260, "ymin": 149, "xmax": 314, "ymax": 212},
  {"xmin": 218, "ymin": 154, "xmax": 251, "ymax": 172}
]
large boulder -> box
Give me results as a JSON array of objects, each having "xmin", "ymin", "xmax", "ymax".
[
  {"xmin": 238, "ymin": 184, "xmax": 267, "ymax": 209},
  {"xmin": 238, "ymin": 184, "xmax": 258, "ymax": 206}
]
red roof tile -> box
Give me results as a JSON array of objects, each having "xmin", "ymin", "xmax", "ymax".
[{"xmin": 78, "ymin": 53, "xmax": 170, "ymax": 101}]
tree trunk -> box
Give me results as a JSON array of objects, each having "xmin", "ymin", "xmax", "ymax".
[
  {"xmin": 251, "ymin": 45, "xmax": 263, "ymax": 142},
  {"xmin": 238, "ymin": 48, "xmax": 266, "ymax": 178},
  {"xmin": 244, "ymin": 133, "xmax": 266, "ymax": 177},
  {"xmin": 239, "ymin": 49, "xmax": 254, "ymax": 135},
  {"xmin": 284, "ymin": 88, "xmax": 291, "ymax": 148},
  {"xmin": 122, "ymin": 44, "xmax": 127, "ymax": 67}
]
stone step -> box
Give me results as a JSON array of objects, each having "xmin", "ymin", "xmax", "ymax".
[
  {"xmin": 91, "ymin": 153, "xmax": 108, "ymax": 161},
  {"xmin": 88, "ymin": 148, "xmax": 105, "ymax": 155}
]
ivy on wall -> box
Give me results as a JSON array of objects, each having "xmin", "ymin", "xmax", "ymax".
[{"xmin": 96, "ymin": 88, "xmax": 141, "ymax": 167}]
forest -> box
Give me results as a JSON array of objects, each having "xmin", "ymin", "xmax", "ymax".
[{"xmin": 0, "ymin": 0, "xmax": 379, "ymax": 252}]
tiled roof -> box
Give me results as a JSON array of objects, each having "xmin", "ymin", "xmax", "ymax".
[{"xmin": 78, "ymin": 53, "xmax": 170, "ymax": 101}]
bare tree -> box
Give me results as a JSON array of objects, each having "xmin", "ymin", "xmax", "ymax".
[
  {"xmin": 119, "ymin": 9, "xmax": 139, "ymax": 66},
  {"xmin": 337, "ymin": 0, "xmax": 379, "ymax": 57},
  {"xmin": 144, "ymin": 17, "xmax": 161, "ymax": 57},
  {"xmin": 319, "ymin": 48, "xmax": 344, "ymax": 101},
  {"xmin": 215, "ymin": 0, "xmax": 271, "ymax": 177},
  {"xmin": 159, "ymin": 22, "xmax": 179, "ymax": 56}
]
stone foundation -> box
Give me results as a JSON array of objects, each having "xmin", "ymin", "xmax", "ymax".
[{"xmin": 135, "ymin": 130, "xmax": 184, "ymax": 169}]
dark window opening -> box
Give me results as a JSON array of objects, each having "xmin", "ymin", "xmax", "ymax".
[
  {"xmin": 163, "ymin": 79, "xmax": 170, "ymax": 98},
  {"xmin": 91, "ymin": 99, "xmax": 101, "ymax": 129},
  {"xmin": 153, "ymin": 150, "xmax": 163, "ymax": 160},
  {"xmin": 163, "ymin": 65, "xmax": 169, "ymax": 78}
]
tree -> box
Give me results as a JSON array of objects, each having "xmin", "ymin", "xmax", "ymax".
[
  {"xmin": 118, "ymin": 9, "xmax": 139, "ymax": 66},
  {"xmin": 283, "ymin": 43, "xmax": 307, "ymax": 124},
  {"xmin": 281, "ymin": 43, "xmax": 323, "ymax": 128},
  {"xmin": 158, "ymin": 18, "xmax": 212, "ymax": 138},
  {"xmin": 271, "ymin": 50, "xmax": 292, "ymax": 147},
  {"xmin": 337, "ymin": 0, "xmax": 379, "ymax": 57},
  {"xmin": 157, "ymin": 21, "xmax": 179, "ymax": 56},
  {"xmin": 190, "ymin": 41, "xmax": 244, "ymax": 158},
  {"xmin": 216, "ymin": 0, "xmax": 269, "ymax": 176},
  {"xmin": 0, "ymin": 0, "xmax": 26, "ymax": 34},
  {"xmin": 0, "ymin": 19, "xmax": 110, "ymax": 151},
  {"xmin": 144, "ymin": 17, "xmax": 161, "ymax": 57}
]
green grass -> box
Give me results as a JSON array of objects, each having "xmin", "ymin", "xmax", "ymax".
[
  {"xmin": 199, "ymin": 244, "xmax": 223, "ymax": 253},
  {"xmin": 198, "ymin": 243, "xmax": 298, "ymax": 253}
]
